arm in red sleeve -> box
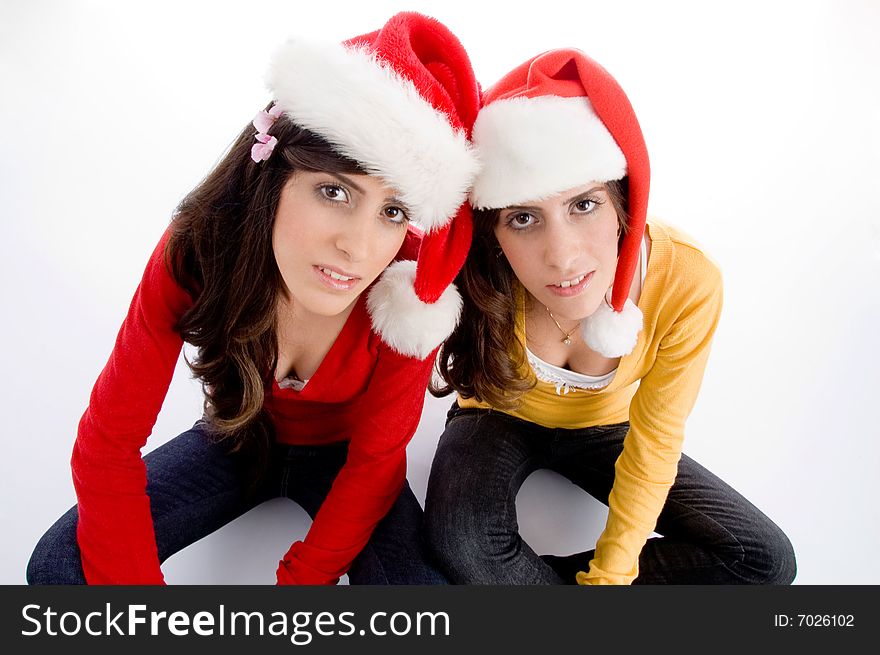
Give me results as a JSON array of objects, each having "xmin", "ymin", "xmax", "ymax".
[
  {"xmin": 276, "ymin": 346, "xmax": 435, "ymax": 585},
  {"xmin": 71, "ymin": 229, "xmax": 193, "ymax": 584}
]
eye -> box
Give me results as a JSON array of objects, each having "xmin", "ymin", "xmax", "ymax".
[
  {"xmin": 318, "ymin": 184, "xmax": 350, "ymax": 203},
  {"xmin": 382, "ymin": 205, "xmax": 409, "ymax": 225},
  {"xmin": 505, "ymin": 211, "xmax": 537, "ymax": 230},
  {"xmin": 572, "ymin": 198, "xmax": 599, "ymax": 214}
]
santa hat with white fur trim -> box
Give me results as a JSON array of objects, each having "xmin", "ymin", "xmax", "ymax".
[
  {"xmin": 266, "ymin": 12, "xmax": 481, "ymax": 360},
  {"xmin": 470, "ymin": 48, "xmax": 650, "ymax": 357}
]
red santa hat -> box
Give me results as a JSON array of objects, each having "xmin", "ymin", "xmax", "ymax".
[
  {"xmin": 265, "ymin": 12, "xmax": 481, "ymax": 360},
  {"xmin": 470, "ymin": 48, "xmax": 650, "ymax": 357}
]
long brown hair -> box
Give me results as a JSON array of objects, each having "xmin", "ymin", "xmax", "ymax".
[
  {"xmin": 165, "ymin": 105, "xmax": 364, "ymax": 474},
  {"xmin": 431, "ymin": 178, "xmax": 630, "ymax": 408}
]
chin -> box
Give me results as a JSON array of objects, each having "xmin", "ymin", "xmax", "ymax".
[
  {"xmin": 290, "ymin": 287, "xmax": 358, "ymax": 318},
  {"xmin": 544, "ymin": 295, "xmax": 603, "ymax": 322},
  {"xmin": 312, "ymin": 297, "xmax": 357, "ymax": 318}
]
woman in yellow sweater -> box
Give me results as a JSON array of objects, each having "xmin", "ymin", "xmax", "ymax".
[{"xmin": 426, "ymin": 48, "xmax": 796, "ymax": 584}]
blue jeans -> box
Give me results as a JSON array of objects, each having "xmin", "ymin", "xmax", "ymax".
[
  {"xmin": 28, "ymin": 421, "xmax": 447, "ymax": 585},
  {"xmin": 424, "ymin": 404, "xmax": 796, "ymax": 584}
]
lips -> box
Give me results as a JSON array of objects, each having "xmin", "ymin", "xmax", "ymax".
[
  {"xmin": 546, "ymin": 271, "xmax": 594, "ymax": 297},
  {"xmin": 553, "ymin": 273, "xmax": 587, "ymax": 288},
  {"xmin": 313, "ymin": 264, "xmax": 360, "ymax": 291},
  {"xmin": 319, "ymin": 266, "xmax": 356, "ymax": 282}
]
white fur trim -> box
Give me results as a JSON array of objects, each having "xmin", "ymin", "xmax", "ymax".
[
  {"xmin": 469, "ymin": 96, "xmax": 626, "ymax": 209},
  {"xmin": 580, "ymin": 298, "xmax": 643, "ymax": 358},
  {"xmin": 366, "ymin": 260, "xmax": 463, "ymax": 359},
  {"xmin": 268, "ymin": 39, "xmax": 479, "ymax": 232}
]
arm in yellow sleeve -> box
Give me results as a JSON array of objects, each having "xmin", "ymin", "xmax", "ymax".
[{"xmin": 578, "ymin": 259, "xmax": 723, "ymax": 585}]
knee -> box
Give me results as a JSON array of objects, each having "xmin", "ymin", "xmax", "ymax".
[
  {"xmin": 424, "ymin": 414, "xmax": 529, "ymax": 583},
  {"xmin": 733, "ymin": 522, "xmax": 797, "ymax": 585},
  {"xmin": 424, "ymin": 493, "xmax": 466, "ymax": 572},
  {"xmin": 756, "ymin": 526, "xmax": 797, "ymax": 585},
  {"xmin": 424, "ymin": 495, "xmax": 519, "ymax": 584},
  {"xmin": 27, "ymin": 509, "xmax": 85, "ymax": 585}
]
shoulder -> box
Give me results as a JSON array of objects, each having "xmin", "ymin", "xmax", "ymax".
[
  {"xmin": 644, "ymin": 218, "xmax": 723, "ymax": 344},
  {"xmin": 137, "ymin": 225, "xmax": 195, "ymax": 316},
  {"xmin": 648, "ymin": 218, "xmax": 722, "ymax": 294}
]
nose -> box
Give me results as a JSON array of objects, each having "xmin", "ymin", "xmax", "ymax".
[
  {"xmin": 542, "ymin": 216, "xmax": 581, "ymax": 273},
  {"xmin": 333, "ymin": 209, "xmax": 375, "ymax": 262}
]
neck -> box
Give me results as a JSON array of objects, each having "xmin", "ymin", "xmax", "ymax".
[
  {"xmin": 273, "ymin": 294, "xmax": 358, "ymax": 383},
  {"xmin": 520, "ymin": 285, "xmax": 621, "ymax": 376},
  {"xmin": 547, "ymin": 307, "xmax": 580, "ymax": 333},
  {"xmin": 276, "ymin": 294, "xmax": 356, "ymax": 334},
  {"xmin": 524, "ymin": 293, "xmax": 581, "ymax": 332}
]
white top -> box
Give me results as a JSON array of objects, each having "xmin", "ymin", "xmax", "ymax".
[
  {"xmin": 277, "ymin": 375, "xmax": 309, "ymax": 391},
  {"xmin": 527, "ymin": 235, "xmax": 648, "ymax": 395}
]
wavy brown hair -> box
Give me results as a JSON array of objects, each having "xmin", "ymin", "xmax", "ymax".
[
  {"xmin": 164, "ymin": 105, "xmax": 364, "ymax": 476},
  {"xmin": 431, "ymin": 178, "xmax": 630, "ymax": 409}
]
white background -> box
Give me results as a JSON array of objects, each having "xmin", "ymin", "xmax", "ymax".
[{"xmin": 2, "ymin": 0, "xmax": 878, "ymax": 585}]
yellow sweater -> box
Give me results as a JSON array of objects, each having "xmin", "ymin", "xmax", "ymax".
[{"xmin": 458, "ymin": 219, "xmax": 723, "ymax": 585}]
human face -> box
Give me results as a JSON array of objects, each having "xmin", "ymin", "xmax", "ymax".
[
  {"xmin": 494, "ymin": 182, "xmax": 620, "ymax": 321},
  {"xmin": 273, "ymin": 171, "xmax": 410, "ymax": 318}
]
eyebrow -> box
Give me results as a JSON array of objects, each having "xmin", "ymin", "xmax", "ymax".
[
  {"xmin": 330, "ymin": 172, "xmax": 365, "ymax": 195},
  {"xmin": 564, "ymin": 186, "xmax": 605, "ymax": 205},
  {"xmin": 330, "ymin": 172, "xmax": 406, "ymax": 207},
  {"xmin": 504, "ymin": 186, "xmax": 606, "ymax": 212}
]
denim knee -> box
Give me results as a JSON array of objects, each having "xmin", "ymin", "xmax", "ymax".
[
  {"xmin": 424, "ymin": 497, "xmax": 462, "ymax": 573},
  {"xmin": 424, "ymin": 516, "xmax": 478, "ymax": 583},
  {"xmin": 729, "ymin": 520, "xmax": 797, "ymax": 585},
  {"xmin": 756, "ymin": 525, "xmax": 797, "ymax": 585},
  {"xmin": 26, "ymin": 507, "xmax": 85, "ymax": 585},
  {"xmin": 425, "ymin": 407, "xmax": 540, "ymax": 583},
  {"xmin": 425, "ymin": 495, "xmax": 519, "ymax": 584}
]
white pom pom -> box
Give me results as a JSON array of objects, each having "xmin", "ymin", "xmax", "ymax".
[
  {"xmin": 580, "ymin": 298, "xmax": 643, "ymax": 357},
  {"xmin": 366, "ymin": 260, "xmax": 463, "ymax": 360}
]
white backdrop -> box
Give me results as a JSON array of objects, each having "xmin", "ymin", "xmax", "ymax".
[{"xmin": 2, "ymin": 0, "xmax": 878, "ymax": 585}]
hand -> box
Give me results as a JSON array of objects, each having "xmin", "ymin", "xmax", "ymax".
[{"xmin": 276, "ymin": 558, "xmax": 297, "ymax": 585}]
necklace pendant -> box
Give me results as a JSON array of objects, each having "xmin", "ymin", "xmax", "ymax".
[{"xmin": 546, "ymin": 306, "xmax": 581, "ymax": 348}]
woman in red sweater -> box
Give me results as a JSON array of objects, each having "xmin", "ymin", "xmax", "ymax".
[{"xmin": 26, "ymin": 12, "xmax": 480, "ymax": 585}]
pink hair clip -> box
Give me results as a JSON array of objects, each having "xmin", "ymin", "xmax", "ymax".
[
  {"xmin": 251, "ymin": 133, "xmax": 278, "ymax": 162},
  {"xmin": 250, "ymin": 103, "xmax": 283, "ymax": 163}
]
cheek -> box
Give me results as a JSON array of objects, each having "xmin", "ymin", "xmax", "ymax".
[
  {"xmin": 502, "ymin": 247, "xmax": 525, "ymax": 273},
  {"xmin": 274, "ymin": 203, "xmax": 325, "ymax": 255},
  {"xmin": 372, "ymin": 227, "xmax": 408, "ymax": 266},
  {"xmin": 498, "ymin": 241, "xmax": 536, "ymax": 283},
  {"xmin": 271, "ymin": 221, "xmax": 286, "ymax": 267},
  {"xmin": 585, "ymin": 211, "xmax": 620, "ymax": 264},
  {"xmin": 272, "ymin": 220, "xmax": 298, "ymax": 268},
  {"xmin": 272, "ymin": 223, "xmax": 315, "ymax": 291}
]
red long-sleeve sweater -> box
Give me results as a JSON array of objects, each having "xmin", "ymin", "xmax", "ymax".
[{"xmin": 71, "ymin": 227, "xmax": 432, "ymax": 584}]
